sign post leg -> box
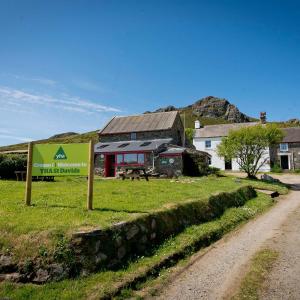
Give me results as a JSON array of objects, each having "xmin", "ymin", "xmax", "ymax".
[
  {"xmin": 87, "ymin": 140, "xmax": 94, "ymax": 210},
  {"xmin": 25, "ymin": 142, "xmax": 33, "ymax": 206}
]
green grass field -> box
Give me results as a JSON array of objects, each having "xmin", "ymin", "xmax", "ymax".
[
  {"xmin": 0, "ymin": 175, "xmax": 287, "ymax": 258},
  {"xmin": 0, "ymin": 193, "xmax": 275, "ymax": 300}
]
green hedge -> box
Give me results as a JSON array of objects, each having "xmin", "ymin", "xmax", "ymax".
[{"xmin": 0, "ymin": 154, "xmax": 27, "ymax": 179}]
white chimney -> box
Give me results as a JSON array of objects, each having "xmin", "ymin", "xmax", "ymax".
[{"xmin": 195, "ymin": 120, "xmax": 201, "ymax": 129}]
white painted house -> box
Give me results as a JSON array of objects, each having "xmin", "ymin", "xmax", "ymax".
[{"xmin": 193, "ymin": 119, "xmax": 271, "ymax": 172}]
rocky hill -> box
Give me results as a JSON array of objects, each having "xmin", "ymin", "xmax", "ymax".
[
  {"xmin": 148, "ymin": 96, "xmax": 253, "ymax": 125},
  {"xmin": 1, "ymin": 96, "xmax": 298, "ymax": 152}
]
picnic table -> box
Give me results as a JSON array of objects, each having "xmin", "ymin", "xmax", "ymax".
[
  {"xmin": 14, "ymin": 171, "xmax": 26, "ymax": 181},
  {"xmin": 119, "ymin": 167, "xmax": 149, "ymax": 181}
]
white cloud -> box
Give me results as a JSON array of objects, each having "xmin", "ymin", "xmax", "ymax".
[
  {"xmin": 0, "ymin": 134, "xmax": 32, "ymax": 142},
  {"xmin": 12, "ymin": 74, "xmax": 57, "ymax": 86},
  {"xmin": 0, "ymin": 86, "xmax": 121, "ymax": 114},
  {"xmin": 0, "ymin": 129, "xmax": 11, "ymax": 134}
]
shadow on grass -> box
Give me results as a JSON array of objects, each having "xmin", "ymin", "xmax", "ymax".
[
  {"xmin": 28, "ymin": 203, "xmax": 149, "ymax": 213},
  {"xmin": 93, "ymin": 207, "xmax": 148, "ymax": 214}
]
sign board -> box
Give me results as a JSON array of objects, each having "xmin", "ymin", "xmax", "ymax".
[{"xmin": 32, "ymin": 144, "xmax": 89, "ymax": 176}]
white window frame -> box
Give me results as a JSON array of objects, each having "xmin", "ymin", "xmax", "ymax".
[{"xmin": 280, "ymin": 143, "xmax": 288, "ymax": 152}]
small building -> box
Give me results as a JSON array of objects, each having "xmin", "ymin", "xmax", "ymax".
[
  {"xmin": 94, "ymin": 111, "xmax": 210, "ymax": 177},
  {"xmin": 270, "ymin": 127, "xmax": 300, "ymax": 170},
  {"xmin": 193, "ymin": 113, "xmax": 271, "ymax": 172}
]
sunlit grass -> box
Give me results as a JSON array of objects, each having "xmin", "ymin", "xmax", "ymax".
[{"xmin": 0, "ymin": 193, "xmax": 274, "ymax": 300}]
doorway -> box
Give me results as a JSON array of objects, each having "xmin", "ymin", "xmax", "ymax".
[
  {"xmin": 105, "ymin": 154, "xmax": 116, "ymax": 177},
  {"xmin": 280, "ymin": 155, "xmax": 289, "ymax": 170},
  {"xmin": 225, "ymin": 158, "xmax": 232, "ymax": 170}
]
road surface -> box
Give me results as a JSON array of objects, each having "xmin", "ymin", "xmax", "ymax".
[{"xmin": 154, "ymin": 174, "xmax": 300, "ymax": 300}]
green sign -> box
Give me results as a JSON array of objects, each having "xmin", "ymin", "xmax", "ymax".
[{"xmin": 32, "ymin": 144, "xmax": 89, "ymax": 176}]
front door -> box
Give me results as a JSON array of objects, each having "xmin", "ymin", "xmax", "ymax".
[
  {"xmin": 225, "ymin": 158, "xmax": 232, "ymax": 170},
  {"xmin": 281, "ymin": 155, "xmax": 289, "ymax": 170},
  {"xmin": 105, "ymin": 154, "xmax": 116, "ymax": 177}
]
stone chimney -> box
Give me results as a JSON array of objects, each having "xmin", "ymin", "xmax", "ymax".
[
  {"xmin": 260, "ymin": 112, "xmax": 266, "ymax": 124},
  {"xmin": 195, "ymin": 120, "xmax": 201, "ymax": 129}
]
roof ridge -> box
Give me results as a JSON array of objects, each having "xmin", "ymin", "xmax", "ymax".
[
  {"xmin": 201, "ymin": 122, "xmax": 258, "ymax": 128},
  {"xmin": 113, "ymin": 110, "xmax": 178, "ymax": 119}
]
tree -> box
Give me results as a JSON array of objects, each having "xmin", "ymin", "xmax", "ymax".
[
  {"xmin": 217, "ymin": 124, "xmax": 284, "ymax": 179},
  {"xmin": 185, "ymin": 128, "xmax": 194, "ymax": 145}
]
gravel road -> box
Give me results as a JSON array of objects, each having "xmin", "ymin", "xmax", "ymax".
[
  {"xmin": 261, "ymin": 177, "xmax": 300, "ymax": 299},
  {"xmin": 154, "ymin": 174, "xmax": 300, "ymax": 300}
]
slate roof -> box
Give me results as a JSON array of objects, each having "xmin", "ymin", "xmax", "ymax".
[
  {"xmin": 282, "ymin": 127, "xmax": 300, "ymax": 143},
  {"xmin": 94, "ymin": 138, "xmax": 173, "ymax": 153},
  {"xmin": 194, "ymin": 122, "xmax": 259, "ymax": 138},
  {"xmin": 159, "ymin": 147, "xmax": 186, "ymax": 155},
  {"xmin": 99, "ymin": 111, "xmax": 179, "ymax": 135}
]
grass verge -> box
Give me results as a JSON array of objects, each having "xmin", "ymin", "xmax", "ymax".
[
  {"xmin": 0, "ymin": 192, "xmax": 274, "ymax": 300},
  {"xmin": 0, "ymin": 176, "xmax": 287, "ymax": 259},
  {"xmin": 232, "ymin": 248, "xmax": 279, "ymax": 300}
]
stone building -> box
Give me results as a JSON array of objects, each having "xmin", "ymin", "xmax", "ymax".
[
  {"xmin": 270, "ymin": 127, "xmax": 300, "ymax": 170},
  {"xmin": 94, "ymin": 111, "xmax": 210, "ymax": 177}
]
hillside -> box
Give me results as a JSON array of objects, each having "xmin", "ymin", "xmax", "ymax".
[
  {"xmin": 0, "ymin": 130, "xmax": 99, "ymax": 152},
  {"xmin": 146, "ymin": 96, "xmax": 257, "ymax": 128},
  {"xmin": 1, "ymin": 96, "xmax": 299, "ymax": 152}
]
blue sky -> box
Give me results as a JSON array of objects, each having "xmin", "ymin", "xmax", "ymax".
[{"xmin": 0, "ymin": 0, "xmax": 300, "ymax": 146}]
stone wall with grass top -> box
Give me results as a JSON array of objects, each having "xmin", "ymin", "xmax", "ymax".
[
  {"xmin": 0, "ymin": 186, "xmax": 256, "ymax": 284},
  {"xmin": 71, "ymin": 186, "xmax": 256, "ymax": 274}
]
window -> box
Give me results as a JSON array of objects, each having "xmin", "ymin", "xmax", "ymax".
[
  {"xmin": 124, "ymin": 153, "xmax": 138, "ymax": 164},
  {"xmin": 208, "ymin": 157, "xmax": 212, "ymax": 165},
  {"xmin": 130, "ymin": 132, "xmax": 137, "ymax": 140},
  {"xmin": 138, "ymin": 153, "xmax": 145, "ymax": 164},
  {"xmin": 117, "ymin": 154, "xmax": 123, "ymax": 164},
  {"xmin": 280, "ymin": 143, "xmax": 288, "ymax": 152},
  {"xmin": 98, "ymin": 144, "xmax": 109, "ymax": 149},
  {"xmin": 118, "ymin": 143, "xmax": 130, "ymax": 148},
  {"xmin": 205, "ymin": 140, "xmax": 212, "ymax": 148},
  {"xmin": 115, "ymin": 153, "xmax": 145, "ymax": 165},
  {"xmin": 140, "ymin": 142, "xmax": 151, "ymax": 147}
]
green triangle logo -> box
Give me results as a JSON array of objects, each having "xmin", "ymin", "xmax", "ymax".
[{"xmin": 54, "ymin": 146, "xmax": 67, "ymax": 160}]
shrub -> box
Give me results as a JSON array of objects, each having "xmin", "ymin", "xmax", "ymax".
[
  {"xmin": 207, "ymin": 166, "xmax": 221, "ymax": 176},
  {"xmin": 0, "ymin": 154, "xmax": 27, "ymax": 179},
  {"xmin": 271, "ymin": 163, "xmax": 282, "ymax": 173}
]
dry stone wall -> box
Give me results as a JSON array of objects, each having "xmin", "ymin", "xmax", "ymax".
[
  {"xmin": 0, "ymin": 186, "xmax": 256, "ymax": 284},
  {"xmin": 71, "ymin": 186, "xmax": 256, "ymax": 274}
]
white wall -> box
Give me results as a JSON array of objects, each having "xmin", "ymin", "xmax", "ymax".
[{"xmin": 193, "ymin": 136, "xmax": 271, "ymax": 172}]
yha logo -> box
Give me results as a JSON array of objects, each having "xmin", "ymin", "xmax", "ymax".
[{"xmin": 54, "ymin": 146, "xmax": 67, "ymax": 160}]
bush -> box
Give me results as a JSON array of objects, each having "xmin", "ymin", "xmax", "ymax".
[
  {"xmin": 0, "ymin": 154, "xmax": 27, "ymax": 179},
  {"xmin": 294, "ymin": 169, "xmax": 300, "ymax": 174},
  {"xmin": 271, "ymin": 163, "xmax": 282, "ymax": 173},
  {"xmin": 207, "ymin": 166, "xmax": 221, "ymax": 176}
]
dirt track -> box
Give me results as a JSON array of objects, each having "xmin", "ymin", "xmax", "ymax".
[{"xmin": 154, "ymin": 174, "xmax": 300, "ymax": 300}]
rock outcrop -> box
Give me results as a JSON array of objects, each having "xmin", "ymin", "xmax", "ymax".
[
  {"xmin": 147, "ymin": 96, "xmax": 252, "ymax": 123},
  {"xmin": 192, "ymin": 96, "xmax": 251, "ymax": 123}
]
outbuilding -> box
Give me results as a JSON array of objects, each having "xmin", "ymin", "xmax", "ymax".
[{"xmin": 94, "ymin": 111, "xmax": 210, "ymax": 177}]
